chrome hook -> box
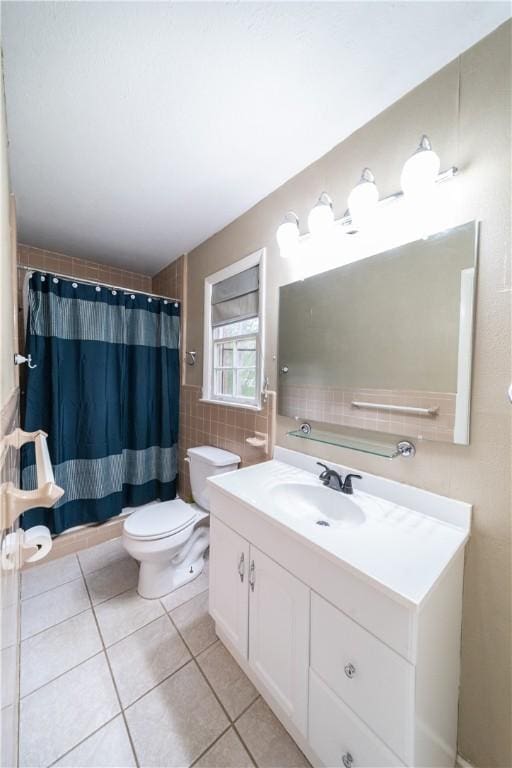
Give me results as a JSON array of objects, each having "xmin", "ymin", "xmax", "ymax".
[{"xmin": 14, "ymin": 353, "xmax": 37, "ymax": 369}]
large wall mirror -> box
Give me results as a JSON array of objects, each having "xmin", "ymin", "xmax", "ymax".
[{"xmin": 278, "ymin": 221, "xmax": 478, "ymax": 446}]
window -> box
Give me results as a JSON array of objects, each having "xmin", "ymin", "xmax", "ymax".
[{"xmin": 203, "ymin": 250, "xmax": 265, "ymax": 408}]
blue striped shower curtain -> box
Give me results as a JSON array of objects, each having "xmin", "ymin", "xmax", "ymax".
[{"xmin": 21, "ymin": 272, "xmax": 180, "ymax": 535}]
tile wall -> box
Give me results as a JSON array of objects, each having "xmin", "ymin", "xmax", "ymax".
[
  {"xmin": 279, "ymin": 384, "xmax": 456, "ymax": 443},
  {"xmin": 179, "ymin": 386, "xmax": 275, "ymax": 501}
]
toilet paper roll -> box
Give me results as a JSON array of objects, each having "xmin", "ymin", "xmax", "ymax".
[{"xmin": 23, "ymin": 525, "xmax": 52, "ymax": 563}]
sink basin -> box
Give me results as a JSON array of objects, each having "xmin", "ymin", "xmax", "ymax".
[{"xmin": 272, "ymin": 482, "xmax": 365, "ymax": 528}]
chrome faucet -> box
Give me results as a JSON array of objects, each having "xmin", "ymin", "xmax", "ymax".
[{"xmin": 316, "ymin": 463, "xmax": 362, "ymax": 495}]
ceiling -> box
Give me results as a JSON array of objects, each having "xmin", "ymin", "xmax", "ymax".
[{"xmin": 2, "ymin": 2, "xmax": 510, "ymax": 274}]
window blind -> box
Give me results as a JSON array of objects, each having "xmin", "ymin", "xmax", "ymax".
[{"xmin": 211, "ymin": 265, "xmax": 259, "ymax": 327}]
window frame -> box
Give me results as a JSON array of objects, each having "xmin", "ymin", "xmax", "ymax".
[{"xmin": 202, "ymin": 248, "xmax": 265, "ymax": 410}]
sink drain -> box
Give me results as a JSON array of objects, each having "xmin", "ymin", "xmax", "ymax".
[{"xmin": 316, "ymin": 520, "xmax": 330, "ymax": 527}]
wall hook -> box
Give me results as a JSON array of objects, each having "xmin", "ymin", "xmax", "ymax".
[
  {"xmin": 185, "ymin": 351, "xmax": 196, "ymax": 366},
  {"xmin": 14, "ymin": 353, "xmax": 37, "ymax": 369}
]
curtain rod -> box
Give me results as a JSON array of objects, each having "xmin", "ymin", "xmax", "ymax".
[{"xmin": 17, "ymin": 264, "xmax": 181, "ymax": 304}]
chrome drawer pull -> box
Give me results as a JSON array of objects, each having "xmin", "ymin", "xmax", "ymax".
[
  {"xmin": 238, "ymin": 552, "xmax": 245, "ymax": 582},
  {"xmin": 249, "ymin": 560, "xmax": 255, "ymax": 592},
  {"xmin": 344, "ymin": 663, "xmax": 356, "ymax": 679},
  {"xmin": 342, "ymin": 752, "xmax": 353, "ymax": 768}
]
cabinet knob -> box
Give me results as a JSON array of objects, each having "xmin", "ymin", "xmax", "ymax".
[
  {"xmin": 238, "ymin": 553, "xmax": 245, "ymax": 582},
  {"xmin": 344, "ymin": 663, "xmax": 356, "ymax": 679},
  {"xmin": 342, "ymin": 752, "xmax": 353, "ymax": 768}
]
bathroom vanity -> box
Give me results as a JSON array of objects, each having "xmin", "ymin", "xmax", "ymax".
[{"xmin": 208, "ymin": 447, "xmax": 471, "ymax": 768}]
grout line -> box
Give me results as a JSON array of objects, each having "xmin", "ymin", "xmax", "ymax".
[
  {"xmin": 187, "ymin": 723, "xmax": 234, "ymax": 768},
  {"xmin": 45, "ymin": 713, "xmax": 122, "ymax": 768},
  {"xmin": 20, "ymin": 603, "xmax": 92, "ymax": 644},
  {"xmin": 20, "ymin": 557, "xmax": 82, "ymax": 602},
  {"xmin": 164, "ymin": 603, "xmax": 260, "ymax": 767},
  {"xmin": 160, "ymin": 584, "xmax": 209, "ymax": 616},
  {"xmin": 20, "ymin": 571, "xmax": 84, "ymax": 604},
  {"xmin": 231, "ymin": 696, "xmax": 262, "ymax": 768},
  {"xmin": 19, "ymin": 650, "xmax": 104, "ymax": 701},
  {"xmin": 164, "ymin": 608, "xmax": 234, "ymax": 723},
  {"xmin": 78, "ymin": 557, "xmax": 140, "ymax": 768}
]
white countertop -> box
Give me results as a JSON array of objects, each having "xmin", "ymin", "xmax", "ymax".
[{"xmin": 208, "ymin": 457, "xmax": 470, "ymax": 607}]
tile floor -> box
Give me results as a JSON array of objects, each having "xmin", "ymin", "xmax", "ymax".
[{"xmin": 19, "ymin": 537, "xmax": 311, "ymax": 768}]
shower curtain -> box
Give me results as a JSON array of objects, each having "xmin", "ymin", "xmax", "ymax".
[{"xmin": 21, "ymin": 271, "xmax": 180, "ymax": 535}]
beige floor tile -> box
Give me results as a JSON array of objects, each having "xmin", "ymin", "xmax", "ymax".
[
  {"xmin": 194, "ymin": 728, "xmax": 254, "ymax": 768},
  {"xmin": 1, "ymin": 644, "xmax": 17, "ymax": 708},
  {"xmin": 170, "ymin": 591, "xmax": 217, "ymax": 656},
  {"xmin": 54, "ymin": 716, "xmax": 136, "ymax": 767},
  {"xmin": 161, "ymin": 561, "xmax": 209, "ymax": 612},
  {"xmin": 197, "ymin": 641, "xmax": 258, "ymax": 720},
  {"xmin": 20, "ymin": 610, "xmax": 102, "ymax": 697},
  {"xmin": 21, "ymin": 578, "xmax": 90, "ymax": 640},
  {"xmin": 21, "ymin": 554, "xmax": 81, "ymax": 600},
  {"xmin": 1, "ymin": 705, "xmax": 17, "ymax": 768},
  {"xmin": 78, "ymin": 537, "xmax": 127, "ymax": 575},
  {"xmin": 19, "ymin": 654, "xmax": 120, "ymax": 768},
  {"xmin": 235, "ymin": 698, "xmax": 311, "ymax": 768},
  {"xmin": 85, "ymin": 557, "xmax": 139, "ymax": 605},
  {"xmin": 107, "ymin": 615, "xmax": 191, "ymax": 707},
  {"xmin": 94, "ymin": 588, "xmax": 164, "ymax": 646},
  {"xmin": 125, "ymin": 661, "xmax": 228, "ymax": 767}
]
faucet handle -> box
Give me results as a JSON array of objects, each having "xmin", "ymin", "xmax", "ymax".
[
  {"xmin": 316, "ymin": 462, "xmax": 329, "ymax": 479},
  {"xmin": 342, "ymin": 474, "xmax": 362, "ymax": 494}
]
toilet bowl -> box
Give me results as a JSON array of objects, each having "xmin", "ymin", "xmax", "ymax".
[{"xmin": 122, "ymin": 446, "xmax": 240, "ymax": 598}]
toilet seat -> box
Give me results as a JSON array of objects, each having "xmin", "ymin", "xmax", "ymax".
[{"xmin": 124, "ymin": 499, "xmax": 197, "ymax": 541}]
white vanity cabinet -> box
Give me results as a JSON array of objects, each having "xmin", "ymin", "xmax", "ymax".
[
  {"xmin": 207, "ymin": 452, "xmax": 470, "ymax": 768},
  {"xmin": 209, "ymin": 515, "xmax": 249, "ymax": 657},
  {"xmin": 209, "ymin": 517, "xmax": 310, "ymax": 735}
]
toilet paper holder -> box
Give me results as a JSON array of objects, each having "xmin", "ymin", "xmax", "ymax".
[
  {"xmin": 1, "ymin": 526, "xmax": 53, "ymax": 570},
  {"xmin": 1, "ymin": 428, "xmax": 64, "ymax": 531}
]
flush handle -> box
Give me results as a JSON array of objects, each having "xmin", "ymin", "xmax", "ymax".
[
  {"xmin": 238, "ymin": 552, "xmax": 245, "ymax": 582},
  {"xmin": 249, "ymin": 560, "xmax": 255, "ymax": 592},
  {"xmin": 342, "ymin": 752, "xmax": 354, "ymax": 768},
  {"xmin": 344, "ymin": 663, "xmax": 356, "ymax": 679}
]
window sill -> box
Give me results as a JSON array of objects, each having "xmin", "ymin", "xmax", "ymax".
[{"xmin": 198, "ymin": 398, "xmax": 262, "ymax": 412}]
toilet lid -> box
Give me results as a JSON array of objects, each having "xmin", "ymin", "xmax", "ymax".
[{"xmin": 124, "ymin": 499, "xmax": 197, "ymax": 540}]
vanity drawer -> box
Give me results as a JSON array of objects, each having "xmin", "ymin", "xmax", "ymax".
[
  {"xmin": 309, "ymin": 670, "xmax": 404, "ymax": 768},
  {"xmin": 311, "ymin": 592, "xmax": 413, "ymax": 764}
]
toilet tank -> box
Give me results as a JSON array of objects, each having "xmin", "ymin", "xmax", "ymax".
[{"xmin": 187, "ymin": 446, "xmax": 240, "ymax": 511}]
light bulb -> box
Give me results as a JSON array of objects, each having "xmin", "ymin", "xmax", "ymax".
[
  {"xmin": 347, "ymin": 168, "xmax": 378, "ymax": 229},
  {"xmin": 276, "ymin": 212, "xmax": 300, "ymax": 258},
  {"xmin": 401, "ymin": 135, "xmax": 440, "ymax": 199},
  {"xmin": 307, "ymin": 193, "xmax": 334, "ymax": 237}
]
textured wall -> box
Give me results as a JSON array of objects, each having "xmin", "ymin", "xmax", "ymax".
[{"xmin": 180, "ymin": 23, "xmax": 511, "ymax": 767}]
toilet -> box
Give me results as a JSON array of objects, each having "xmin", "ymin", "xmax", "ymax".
[{"xmin": 122, "ymin": 446, "xmax": 240, "ymax": 599}]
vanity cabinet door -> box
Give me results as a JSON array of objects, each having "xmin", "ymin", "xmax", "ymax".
[
  {"xmin": 248, "ymin": 546, "xmax": 309, "ymax": 736},
  {"xmin": 209, "ymin": 516, "xmax": 250, "ymax": 659}
]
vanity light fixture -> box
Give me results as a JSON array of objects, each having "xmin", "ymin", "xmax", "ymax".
[
  {"xmin": 276, "ymin": 211, "xmax": 300, "ymax": 258},
  {"xmin": 307, "ymin": 192, "xmax": 334, "ymax": 237},
  {"xmin": 274, "ymin": 133, "xmax": 457, "ymax": 251},
  {"xmin": 400, "ymin": 135, "xmax": 440, "ymax": 199},
  {"xmin": 347, "ymin": 168, "xmax": 379, "ymax": 229}
]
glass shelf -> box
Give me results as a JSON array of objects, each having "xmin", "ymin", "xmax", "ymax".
[{"xmin": 287, "ymin": 423, "xmax": 415, "ymax": 459}]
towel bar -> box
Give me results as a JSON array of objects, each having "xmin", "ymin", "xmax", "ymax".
[
  {"xmin": 1, "ymin": 428, "xmax": 64, "ymax": 531},
  {"xmin": 351, "ymin": 401, "xmax": 439, "ymax": 417}
]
